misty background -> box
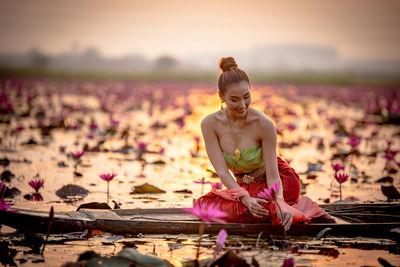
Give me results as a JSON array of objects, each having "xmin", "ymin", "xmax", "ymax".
[{"xmin": 1, "ymin": 0, "xmax": 400, "ymax": 77}]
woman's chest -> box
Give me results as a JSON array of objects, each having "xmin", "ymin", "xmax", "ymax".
[{"xmin": 215, "ymin": 122, "xmax": 261, "ymax": 155}]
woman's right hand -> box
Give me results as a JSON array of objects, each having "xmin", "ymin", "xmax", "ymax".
[{"xmin": 239, "ymin": 196, "xmax": 269, "ymax": 218}]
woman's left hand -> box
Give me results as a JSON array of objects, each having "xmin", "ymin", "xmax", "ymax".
[{"xmin": 275, "ymin": 209, "xmax": 293, "ymax": 231}]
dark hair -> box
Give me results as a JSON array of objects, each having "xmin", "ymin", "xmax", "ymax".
[{"xmin": 218, "ymin": 57, "xmax": 250, "ymax": 95}]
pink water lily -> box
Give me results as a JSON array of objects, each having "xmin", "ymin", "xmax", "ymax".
[
  {"xmin": 0, "ymin": 198, "xmax": 18, "ymax": 212},
  {"xmin": 216, "ymin": 229, "xmax": 227, "ymax": 248},
  {"xmin": 99, "ymin": 173, "xmax": 117, "ymax": 204},
  {"xmin": 183, "ymin": 202, "xmax": 227, "ymax": 224},
  {"xmin": 29, "ymin": 179, "xmax": 44, "ymax": 192},
  {"xmin": 137, "ymin": 142, "xmax": 147, "ymax": 151},
  {"xmin": 212, "ymin": 182, "xmax": 223, "ymax": 190},
  {"xmin": 347, "ymin": 135, "xmax": 361, "ymax": 148},
  {"xmin": 71, "ymin": 150, "xmax": 85, "ymax": 160},
  {"xmin": 331, "ymin": 163, "xmax": 344, "ymax": 172},
  {"xmin": 99, "ymin": 173, "xmax": 117, "ymax": 182},
  {"xmin": 334, "ymin": 172, "xmax": 349, "ymax": 184},
  {"xmin": 257, "ymin": 180, "xmax": 280, "ymax": 200},
  {"xmin": 334, "ymin": 172, "xmax": 350, "ymax": 201}
]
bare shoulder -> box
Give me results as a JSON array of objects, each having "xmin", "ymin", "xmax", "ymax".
[
  {"xmin": 248, "ymin": 108, "xmax": 275, "ymax": 130},
  {"xmin": 249, "ymin": 108, "xmax": 274, "ymax": 127},
  {"xmin": 201, "ymin": 111, "xmax": 221, "ymax": 130}
]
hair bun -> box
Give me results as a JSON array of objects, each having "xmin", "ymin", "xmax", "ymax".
[{"xmin": 219, "ymin": 57, "xmax": 238, "ymax": 72}]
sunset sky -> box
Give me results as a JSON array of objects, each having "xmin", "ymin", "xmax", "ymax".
[{"xmin": 1, "ymin": 0, "xmax": 399, "ymax": 61}]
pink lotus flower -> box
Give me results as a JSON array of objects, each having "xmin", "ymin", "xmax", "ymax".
[
  {"xmin": 331, "ymin": 163, "xmax": 344, "ymax": 172},
  {"xmin": 29, "ymin": 179, "xmax": 44, "ymax": 192},
  {"xmin": 0, "ymin": 198, "xmax": 18, "ymax": 212},
  {"xmin": 183, "ymin": 202, "xmax": 227, "ymax": 225},
  {"xmin": 216, "ymin": 229, "xmax": 227, "ymax": 248},
  {"xmin": 137, "ymin": 142, "xmax": 147, "ymax": 151},
  {"xmin": 257, "ymin": 180, "xmax": 280, "ymax": 200},
  {"xmin": 71, "ymin": 150, "xmax": 85, "ymax": 160},
  {"xmin": 109, "ymin": 116, "xmax": 119, "ymax": 126},
  {"xmin": 99, "ymin": 173, "xmax": 117, "ymax": 182},
  {"xmin": 212, "ymin": 182, "xmax": 223, "ymax": 190},
  {"xmin": 286, "ymin": 123, "xmax": 296, "ymax": 131},
  {"xmin": 86, "ymin": 132, "xmax": 95, "ymax": 139},
  {"xmin": 334, "ymin": 172, "xmax": 350, "ymax": 201},
  {"xmin": 334, "ymin": 172, "xmax": 349, "ymax": 184},
  {"xmin": 99, "ymin": 173, "xmax": 117, "ymax": 204},
  {"xmin": 347, "ymin": 135, "xmax": 361, "ymax": 148},
  {"xmin": 16, "ymin": 125, "xmax": 24, "ymax": 132},
  {"xmin": 89, "ymin": 122, "xmax": 98, "ymax": 130}
]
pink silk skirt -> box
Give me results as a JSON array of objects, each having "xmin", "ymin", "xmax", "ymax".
[{"xmin": 195, "ymin": 157, "xmax": 329, "ymax": 223}]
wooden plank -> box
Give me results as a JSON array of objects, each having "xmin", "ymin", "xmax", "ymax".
[{"xmin": 79, "ymin": 209, "xmax": 123, "ymax": 221}]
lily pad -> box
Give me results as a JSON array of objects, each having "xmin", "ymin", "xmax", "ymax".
[
  {"xmin": 131, "ymin": 183, "xmax": 166, "ymax": 194},
  {"xmin": 56, "ymin": 184, "xmax": 89, "ymax": 199}
]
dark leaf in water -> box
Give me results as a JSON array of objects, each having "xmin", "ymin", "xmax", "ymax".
[
  {"xmin": 131, "ymin": 183, "xmax": 166, "ymax": 194},
  {"xmin": 174, "ymin": 189, "xmax": 192, "ymax": 194},
  {"xmin": 318, "ymin": 247, "xmax": 339, "ymax": 258},
  {"xmin": 377, "ymin": 257, "xmax": 395, "ymax": 267},
  {"xmin": 77, "ymin": 202, "xmax": 111, "ymax": 211},
  {"xmin": 0, "ymin": 241, "xmax": 18, "ymax": 267},
  {"xmin": 74, "ymin": 171, "xmax": 83, "ymax": 177},
  {"xmin": 315, "ymin": 228, "xmax": 332, "ymax": 240},
  {"xmin": 0, "ymin": 157, "xmax": 10, "ymax": 168},
  {"xmin": 168, "ymin": 242, "xmax": 184, "ymax": 250},
  {"xmin": 117, "ymin": 248, "xmax": 173, "ymax": 266},
  {"xmin": 56, "ymin": 184, "xmax": 89, "ymax": 199},
  {"xmin": 151, "ymin": 160, "xmax": 166, "ymax": 165},
  {"xmin": 376, "ymin": 176, "xmax": 394, "ymax": 183},
  {"xmin": 23, "ymin": 229, "xmax": 44, "ymax": 253},
  {"xmin": 112, "ymin": 200, "xmax": 121, "ymax": 209},
  {"xmin": 86, "ymin": 256, "xmax": 132, "ymax": 267},
  {"xmin": 4, "ymin": 187, "xmax": 21, "ymax": 198},
  {"xmin": 251, "ymin": 257, "xmax": 260, "ymax": 267},
  {"xmin": 57, "ymin": 161, "xmax": 69, "ymax": 168},
  {"xmin": 381, "ymin": 185, "xmax": 400, "ymax": 202},
  {"xmin": 306, "ymin": 174, "xmax": 318, "ymax": 180},
  {"xmin": 77, "ymin": 250, "xmax": 101, "ymax": 262},
  {"xmin": 210, "ymin": 250, "xmax": 250, "ymax": 267},
  {"xmin": 21, "ymin": 137, "xmax": 38, "ymax": 145},
  {"xmin": 1, "ymin": 170, "xmax": 15, "ymax": 182}
]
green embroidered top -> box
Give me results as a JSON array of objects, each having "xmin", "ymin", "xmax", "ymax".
[{"xmin": 223, "ymin": 146, "xmax": 264, "ymax": 173}]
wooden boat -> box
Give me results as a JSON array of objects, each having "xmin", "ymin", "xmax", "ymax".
[{"xmin": 1, "ymin": 203, "xmax": 399, "ymax": 238}]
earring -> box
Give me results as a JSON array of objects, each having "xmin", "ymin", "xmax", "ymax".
[{"xmin": 220, "ymin": 100, "xmax": 224, "ymax": 112}]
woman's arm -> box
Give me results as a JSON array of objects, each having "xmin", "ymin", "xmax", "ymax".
[
  {"xmin": 260, "ymin": 117, "xmax": 284, "ymax": 199},
  {"xmin": 200, "ymin": 116, "xmax": 239, "ymax": 189}
]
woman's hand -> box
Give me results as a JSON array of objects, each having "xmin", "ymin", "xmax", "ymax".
[
  {"xmin": 275, "ymin": 209, "xmax": 293, "ymax": 231},
  {"xmin": 239, "ymin": 196, "xmax": 269, "ymax": 218}
]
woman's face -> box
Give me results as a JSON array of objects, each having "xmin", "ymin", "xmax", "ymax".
[{"xmin": 221, "ymin": 80, "xmax": 251, "ymax": 118}]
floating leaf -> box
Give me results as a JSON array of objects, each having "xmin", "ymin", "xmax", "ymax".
[
  {"xmin": 56, "ymin": 184, "xmax": 89, "ymax": 199},
  {"xmin": 131, "ymin": 183, "xmax": 166, "ymax": 194}
]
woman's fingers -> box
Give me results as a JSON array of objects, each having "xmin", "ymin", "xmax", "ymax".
[{"xmin": 256, "ymin": 198, "xmax": 268, "ymax": 204}]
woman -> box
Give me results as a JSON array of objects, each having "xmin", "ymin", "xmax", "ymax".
[{"xmin": 196, "ymin": 57, "xmax": 335, "ymax": 230}]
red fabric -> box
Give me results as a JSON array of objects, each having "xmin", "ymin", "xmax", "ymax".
[{"xmin": 195, "ymin": 157, "xmax": 329, "ymax": 223}]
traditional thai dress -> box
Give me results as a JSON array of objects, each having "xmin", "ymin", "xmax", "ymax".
[{"xmin": 195, "ymin": 146, "xmax": 333, "ymax": 224}]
